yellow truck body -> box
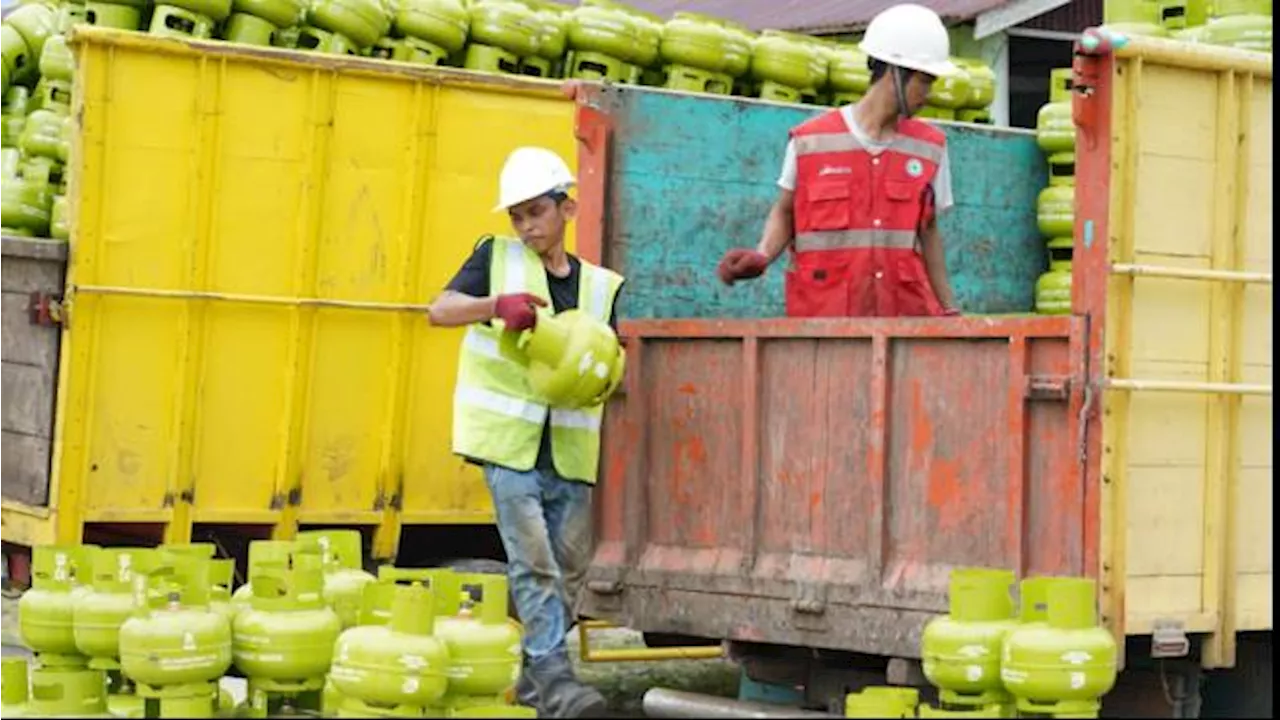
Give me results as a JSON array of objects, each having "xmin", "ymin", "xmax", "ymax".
[
  {"xmin": 1, "ymin": 28, "xmax": 579, "ymax": 559},
  {"xmin": 1076, "ymin": 36, "xmax": 1273, "ymax": 668}
]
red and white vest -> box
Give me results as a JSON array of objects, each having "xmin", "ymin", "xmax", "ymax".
[{"xmin": 786, "ymin": 109, "xmax": 947, "ymax": 318}]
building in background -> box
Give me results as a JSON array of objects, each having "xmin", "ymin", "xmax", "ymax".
[{"xmin": 625, "ymin": 0, "xmax": 1104, "ymax": 128}]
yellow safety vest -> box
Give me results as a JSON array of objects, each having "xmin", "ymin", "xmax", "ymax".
[{"xmin": 451, "ymin": 236, "xmax": 624, "ymax": 484}]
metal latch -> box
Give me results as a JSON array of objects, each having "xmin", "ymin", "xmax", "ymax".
[
  {"xmin": 1151, "ymin": 620, "xmax": 1190, "ymax": 658},
  {"xmin": 28, "ymin": 292, "xmax": 64, "ymax": 326}
]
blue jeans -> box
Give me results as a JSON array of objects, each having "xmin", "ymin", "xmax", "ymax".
[{"xmin": 483, "ymin": 464, "xmax": 593, "ymax": 660}]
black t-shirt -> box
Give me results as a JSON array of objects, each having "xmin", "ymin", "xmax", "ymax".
[{"xmin": 446, "ymin": 236, "xmax": 622, "ymax": 473}]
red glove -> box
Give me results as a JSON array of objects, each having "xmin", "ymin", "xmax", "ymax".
[
  {"xmin": 493, "ymin": 293, "xmax": 547, "ymax": 331},
  {"xmin": 717, "ymin": 249, "xmax": 770, "ymax": 286}
]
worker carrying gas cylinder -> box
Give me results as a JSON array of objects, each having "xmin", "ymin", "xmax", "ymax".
[
  {"xmin": 717, "ymin": 3, "xmax": 962, "ymax": 318},
  {"xmin": 427, "ymin": 147, "xmax": 624, "ymax": 718}
]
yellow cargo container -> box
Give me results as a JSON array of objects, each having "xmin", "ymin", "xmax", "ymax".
[
  {"xmin": 1072, "ymin": 33, "xmax": 1273, "ymax": 671},
  {"xmin": 1, "ymin": 28, "xmax": 579, "ymax": 560}
]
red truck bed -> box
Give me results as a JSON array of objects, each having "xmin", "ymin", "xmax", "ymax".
[{"xmin": 583, "ymin": 316, "xmax": 1089, "ymax": 659}]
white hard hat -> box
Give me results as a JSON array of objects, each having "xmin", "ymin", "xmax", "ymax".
[
  {"xmin": 494, "ymin": 146, "xmax": 576, "ymax": 212},
  {"xmin": 859, "ymin": 4, "xmax": 958, "ymax": 78}
]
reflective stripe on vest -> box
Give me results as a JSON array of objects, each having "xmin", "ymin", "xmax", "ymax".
[
  {"xmin": 790, "ymin": 109, "xmax": 944, "ymax": 254},
  {"xmin": 451, "ymin": 236, "xmax": 622, "ymax": 483}
]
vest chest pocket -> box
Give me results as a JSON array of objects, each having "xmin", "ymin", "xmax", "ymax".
[
  {"xmin": 803, "ymin": 179, "xmax": 853, "ymax": 231},
  {"xmin": 883, "ymin": 178, "xmax": 930, "ymax": 230}
]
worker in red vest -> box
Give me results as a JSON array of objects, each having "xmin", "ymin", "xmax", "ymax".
[{"xmin": 717, "ymin": 3, "xmax": 962, "ymax": 318}]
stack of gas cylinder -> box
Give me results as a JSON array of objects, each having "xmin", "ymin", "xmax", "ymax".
[
  {"xmin": 0, "ymin": 0, "xmax": 1001, "ymax": 128},
  {"xmin": 1103, "ymin": 0, "xmax": 1271, "ymax": 51},
  {"xmin": 841, "ymin": 567, "xmax": 1118, "ymax": 719},
  {"xmin": 7, "ymin": 532, "xmax": 534, "ymax": 718},
  {"xmin": 1033, "ymin": 68, "xmax": 1075, "ymax": 316},
  {"xmin": 1, "ymin": 1, "xmax": 75, "ymax": 240}
]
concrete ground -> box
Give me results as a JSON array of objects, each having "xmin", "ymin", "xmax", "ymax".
[{"xmin": 1, "ymin": 592, "xmax": 740, "ymax": 716}]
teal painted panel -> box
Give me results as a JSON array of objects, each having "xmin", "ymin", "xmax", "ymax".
[{"xmin": 599, "ymin": 88, "xmax": 1050, "ymax": 319}]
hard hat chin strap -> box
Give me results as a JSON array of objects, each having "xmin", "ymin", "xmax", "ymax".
[{"xmin": 891, "ymin": 65, "xmax": 913, "ymax": 118}]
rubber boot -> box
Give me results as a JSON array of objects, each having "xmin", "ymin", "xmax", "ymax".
[{"xmin": 526, "ymin": 648, "xmax": 607, "ymax": 718}]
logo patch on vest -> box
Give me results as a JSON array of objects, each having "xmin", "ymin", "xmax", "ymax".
[
  {"xmin": 905, "ymin": 158, "xmax": 925, "ymax": 178},
  {"xmin": 818, "ymin": 165, "xmax": 853, "ymax": 176}
]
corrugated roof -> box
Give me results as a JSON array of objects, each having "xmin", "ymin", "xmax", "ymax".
[{"xmin": 606, "ymin": 0, "xmax": 1015, "ymax": 33}]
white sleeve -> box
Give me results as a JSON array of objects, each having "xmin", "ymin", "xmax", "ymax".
[
  {"xmin": 931, "ymin": 147, "xmax": 954, "ymax": 213},
  {"xmin": 777, "ymin": 139, "xmax": 797, "ymax": 191}
]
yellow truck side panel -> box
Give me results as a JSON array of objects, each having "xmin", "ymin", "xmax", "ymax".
[
  {"xmin": 1101, "ymin": 41, "xmax": 1271, "ymax": 667},
  {"xmin": 37, "ymin": 29, "xmax": 577, "ymax": 556}
]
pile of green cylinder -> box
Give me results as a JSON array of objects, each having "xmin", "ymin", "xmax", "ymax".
[
  {"xmin": 916, "ymin": 568, "xmax": 1119, "ymax": 718},
  {"xmin": 839, "ymin": 568, "xmax": 1118, "ymax": 719},
  {"xmin": 1033, "ymin": 68, "xmax": 1074, "ymax": 317},
  {"xmin": 1, "ymin": 1, "xmax": 76, "ymax": 240},
  {"xmin": 1103, "ymin": 0, "xmax": 1272, "ymax": 52},
  {"xmin": 5, "ymin": 532, "xmax": 533, "ymax": 719}
]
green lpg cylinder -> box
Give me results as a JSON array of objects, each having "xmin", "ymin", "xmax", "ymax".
[
  {"xmin": 231, "ymin": 540, "xmax": 297, "ymax": 617},
  {"xmin": 330, "ymin": 579, "xmax": 452, "ymax": 714},
  {"xmin": 828, "ymin": 43, "xmax": 870, "ymax": 99},
  {"xmin": 1, "ymin": 174, "xmax": 53, "ymax": 236},
  {"xmin": 19, "ymin": 109, "xmax": 67, "ymax": 161},
  {"xmin": 19, "ymin": 545, "xmax": 97, "ymax": 657},
  {"xmin": 227, "ymin": 0, "xmax": 306, "ymax": 45},
  {"xmin": 955, "ymin": 58, "xmax": 995, "ymax": 110},
  {"xmin": 610, "ymin": 0, "xmax": 662, "ymax": 71},
  {"xmin": 715, "ymin": 16, "xmax": 754, "ymax": 80},
  {"xmin": 1036, "ymin": 101, "xmax": 1073, "ymax": 154},
  {"xmin": 38, "ymin": 33, "xmax": 74, "ymax": 84},
  {"xmin": 751, "ymin": 30, "xmax": 822, "ymax": 94},
  {"xmin": 1049, "ymin": 68, "xmax": 1073, "ymax": 104},
  {"xmin": 1035, "ymin": 239, "xmax": 1074, "ymax": 315},
  {"xmin": 6, "ymin": 4, "xmax": 59, "ymax": 71},
  {"xmin": 232, "ymin": 549, "xmax": 342, "ymax": 717},
  {"xmin": 1001, "ymin": 577, "xmax": 1118, "ymax": 718},
  {"xmin": 72, "ymin": 548, "xmax": 160, "ymax": 663},
  {"xmin": 118, "ymin": 555, "xmax": 233, "ymax": 718},
  {"xmin": 1037, "ymin": 183, "xmax": 1074, "ymax": 238},
  {"xmin": 845, "ymin": 687, "xmax": 920, "ymax": 718},
  {"xmin": 660, "ymin": 12, "xmax": 731, "ymax": 74},
  {"xmin": 468, "ymin": 0, "xmax": 541, "ymax": 59},
  {"xmin": 922, "ymin": 569, "xmax": 1019, "ymax": 710},
  {"xmin": 84, "ymin": 2, "xmax": 143, "ymax": 30},
  {"xmin": 308, "ymin": 0, "xmax": 392, "ymax": 50},
  {"xmin": 567, "ymin": 1, "xmax": 638, "ymax": 62},
  {"xmin": 928, "ymin": 60, "xmax": 972, "ymax": 110},
  {"xmin": 2, "ymin": 656, "xmax": 29, "ymax": 717},
  {"xmin": 295, "ymin": 529, "xmax": 376, "ymax": 629},
  {"xmin": 518, "ymin": 306, "xmax": 625, "ymax": 410},
  {"xmin": 1102, "ymin": 0, "xmax": 1181, "ymax": 35},
  {"xmin": 210, "ymin": 558, "xmax": 237, "ymax": 626},
  {"xmin": 1047, "ymin": 152, "xmax": 1075, "ymax": 187},
  {"xmin": 2, "ymin": 25, "xmax": 32, "ymax": 91},
  {"xmin": 393, "ymin": 0, "xmax": 469, "ymax": 58},
  {"xmin": 526, "ymin": 0, "xmax": 570, "ymax": 65},
  {"xmin": 434, "ymin": 574, "xmax": 522, "ymax": 702},
  {"xmin": 2, "ymin": 147, "xmax": 19, "ymax": 177},
  {"xmin": 73, "ymin": 548, "xmax": 161, "ymax": 719},
  {"xmin": 1203, "ymin": 13, "xmax": 1272, "ymax": 52}
]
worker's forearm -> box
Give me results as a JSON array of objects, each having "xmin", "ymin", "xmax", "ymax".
[
  {"xmin": 920, "ymin": 226, "xmax": 957, "ymax": 309},
  {"xmin": 427, "ymin": 291, "xmax": 497, "ymax": 327},
  {"xmin": 755, "ymin": 199, "xmax": 795, "ymax": 264}
]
